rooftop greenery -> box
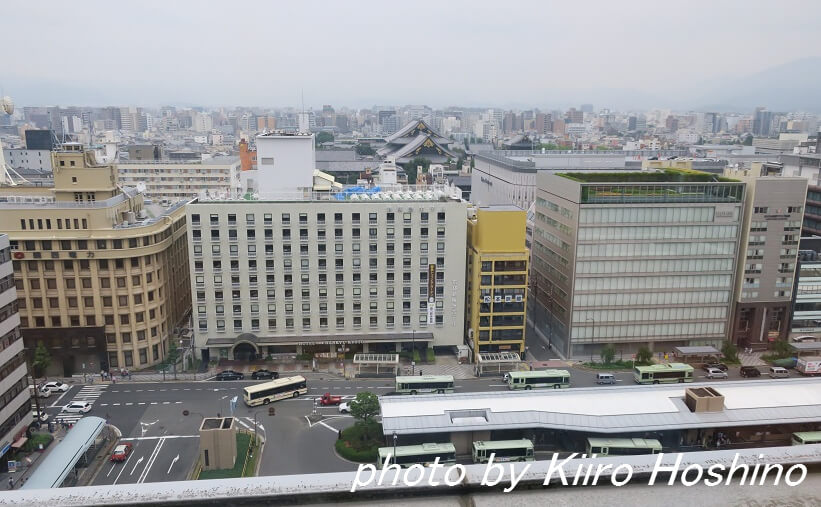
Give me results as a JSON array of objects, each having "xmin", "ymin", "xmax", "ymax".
[{"xmin": 559, "ymin": 169, "xmax": 739, "ymax": 183}]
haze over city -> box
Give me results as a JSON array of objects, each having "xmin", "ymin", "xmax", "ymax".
[{"xmin": 3, "ymin": 0, "xmax": 821, "ymax": 110}]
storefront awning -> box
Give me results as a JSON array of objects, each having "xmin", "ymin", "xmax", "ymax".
[{"xmin": 11, "ymin": 437, "xmax": 27, "ymax": 449}]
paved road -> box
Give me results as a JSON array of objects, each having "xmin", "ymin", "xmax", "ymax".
[{"xmin": 40, "ymin": 363, "xmax": 801, "ymax": 482}]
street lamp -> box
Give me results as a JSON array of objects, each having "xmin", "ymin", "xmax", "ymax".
[
  {"xmin": 411, "ymin": 330, "xmax": 416, "ymax": 375},
  {"xmin": 392, "ymin": 432, "xmax": 398, "ymax": 466},
  {"xmin": 586, "ymin": 317, "xmax": 596, "ymax": 362}
]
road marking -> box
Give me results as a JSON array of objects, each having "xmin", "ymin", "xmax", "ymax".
[
  {"xmin": 234, "ymin": 418, "xmax": 253, "ymax": 431},
  {"xmin": 48, "ymin": 389, "xmax": 71, "ymax": 408},
  {"xmin": 130, "ymin": 455, "xmax": 145, "ymax": 476},
  {"xmin": 113, "ymin": 403, "xmax": 121, "ymax": 406},
  {"xmin": 106, "ymin": 463, "xmax": 116, "ymax": 477},
  {"xmin": 121, "ymin": 435, "xmax": 198, "ymax": 441},
  {"xmin": 137, "ymin": 437, "xmax": 166, "ymax": 483},
  {"xmin": 374, "ymin": 386, "xmax": 393, "ymax": 389},
  {"xmin": 317, "ymin": 421, "xmax": 339, "ymax": 433},
  {"xmin": 488, "ymin": 384, "xmax": 507, "ymax": 387},
  {"xmin": 100, "ymin": 403, "xmax": 108, "ymax": 406},
  {"xmin": 150, "ymin": 402, "xmax": 158, "ymax": 405},
  {"xmin": 126, "ymin": 403, "xmax": 133, "ymax": 406},
  {"xmin": 167, "ymin": 454, "xmax": 180, "ymax": 474},
  {"xmin": 138, "ymin": 402, "xmax": 146, "ymax": 405}
]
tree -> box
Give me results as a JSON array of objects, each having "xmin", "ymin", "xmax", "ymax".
[
  {"xmin": 636, "ymin": 346, "xmax": 653, "ymax": 365},
  {"xmin": 164, "ymin": 341, "xmax": 180, "ymax": 379},
  {"xmin": 600, "ymin": 344, "xmax": 616, "ymax": 365},
  {"xmin": 32, "ymin": 342, "xmax": 51, "ymax": 379},
  {"xmin": 355, "ymin": 144, "xmax": 375, "ymax": 156},
  {"xmin": 721, "ymin": 341, "xmax": 739, "ymax": 363},
  {"xmin": 772, "ymin": 340, "xmax": 792, "ymax": 358},
  {"xmin": 350, "ymin": 391, "xmax": 380, "ymax": 440},
  {"xmin": 406, "ymin": 157, "xmax": 431, "ymax": 184},
  {"xmin": 743, "ymin": 134, "xmax": 753, "ymax": 146},
  {"xmin": 315, "ymin": 131, "xmax": 334, "ymax": 146}
]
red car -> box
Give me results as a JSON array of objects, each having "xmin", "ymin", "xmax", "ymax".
[
  {"xmin": 319, "ymin": 392, "xmax": 343, "ymax": 406},
  {"xmin": 110, "ymin": 443, "xmax": 133, "ymax": 462}
]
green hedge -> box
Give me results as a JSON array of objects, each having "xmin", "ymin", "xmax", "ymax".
[
  {"xmin": 335, "ymin": 439, "xmax": 378, "ymax": 463},
  {"xmin": 426, "ymin": 349, "xmax": 435, "ymax": 363}
]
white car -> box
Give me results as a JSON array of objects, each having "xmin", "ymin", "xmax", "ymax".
[
  {"xmin": 64, "ymin": 401, "xmax": 92, "ymax": 413},
  {"xmin": 705, "ymin": 367, "xmax": 728, "ymax": 379},
  {"xmin": 338, "ymin": 401, "xmax": 355, "ymax": 414},
  {"xmin": 29, "ymin": 385, "xmax": 52, "ymax": 398},
  {"xmin": 42, "ymin": 381, "xmax": 70, "ymax": 393},
  {"xmin": 32, "ymin": 411, "xmax": 49, "ymax": 423}
]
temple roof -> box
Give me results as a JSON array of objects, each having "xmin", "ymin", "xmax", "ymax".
[
  {"xmin": 387, "ymin": 133, "xmax": 456, "ymax": 161},
  {"xmin": 383, "ymin": 119, "xmax": 450, "ymax": 146}
]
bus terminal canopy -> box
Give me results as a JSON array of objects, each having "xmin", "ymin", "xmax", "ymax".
[
  {"xmin": 22, "ymin": 416, "xmax": 106, "ymax": 490},
  {"xmin": 789, "ymin": 342, "xmax": 821, "ymax": 355},
  {"xmin": 352, "ymin": 353, "xmax": 399, "ymax": 377},
  {"xmin": 673, "ymin": 346, "xmax": 721, "ymax": 359},
  {"xmin": 477, "ymin": 351, "xmax": 521, "ymax": 376}
]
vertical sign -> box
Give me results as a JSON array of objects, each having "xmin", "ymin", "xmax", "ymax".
[{"xmin": 427, "ymin": 264, "xmax": 436, "ymax": 324}]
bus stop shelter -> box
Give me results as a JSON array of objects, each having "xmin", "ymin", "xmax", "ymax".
[
  {"xmin": 21, "ymin": 417, "xmax": 107, "ymax": 490},
  {"xmin": 476, "ymin": 351, "xmax": 522, "ymax": 376},
  {"xmin": 789, "ymin": 342, "xmax": 821, "ymax": 357},
  {"xmin": 352, "ymin": 353, "xmax": 399, "ymax": 378},
  {"xmin": 673, "ymin": 346, "xmax": 721, "ymax": 364}
]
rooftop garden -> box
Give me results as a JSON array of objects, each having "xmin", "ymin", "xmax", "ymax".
[{"xmin": 559, "ymin": 169, "xmax": 739, "ymax": 183}]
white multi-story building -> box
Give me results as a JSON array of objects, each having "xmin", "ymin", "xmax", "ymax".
[
  {"xmin": 116, "ymin": 156, "xmax": 241, "ymax": 203},
  {"xmin": 0, "ymin": 234, "xmax": 31, "ymax": 464},
  {"xmin": 2, "ymin": 148, "xmax": 53, "ymax": 172},
  {"xmin": 255, "ymin": 132, "xmax": 315, "ymax": 194},
  {"xmin": 186, "ymin": 185, "xmax": 468, "ymax": 362}
]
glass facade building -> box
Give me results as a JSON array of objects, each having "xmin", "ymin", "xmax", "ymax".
[{"xmin": 531, "ymin": 171, "xmax": 744, "ymax": 358}]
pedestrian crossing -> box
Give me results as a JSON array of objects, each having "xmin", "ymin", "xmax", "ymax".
[{"xmin": 54, "ymin": 385, "xmax": 108, "ymax": 424}]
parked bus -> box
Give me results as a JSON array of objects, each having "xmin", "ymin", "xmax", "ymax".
[
  {"xmin": 586, "ymin": 437, "xmax": 662, "ymax": 456},
  {"xmin": 505, "ymin": 369, "xmax": 570, "ymax": 390},
  {"xmin": 472, "ymin": 439, "xmax": 535, "ymax": 463},
  {"xmin": 243, "ymin": 375, "xmax": 307, "ymax": 406},
  {"xmin": 395, "ymin": 375, "xmax": 455, "ymax": 394},
  {"xmin": 792, "ymin": 431, "xmax": 821, "ymax": 445},
  {"xmin": 377, "ymin": 443, "xmax": 457, "ymax": 466},
  {"xmin": 633, "ymin": 363, "xmax": 694, "ymax": 384}
]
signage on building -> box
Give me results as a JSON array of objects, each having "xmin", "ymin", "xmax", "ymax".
[
  {"xmin": 764, "ymin": 214, "xmax": 789, "ymax": 220},
  {"xmin": 715, "ymin": 210, "xmax": 734, "ymax": 218},
  {"xmin": 428, "ymin": 264, "xmax": 436, "ymax": 324},
  {"xmin": 480, "ymin": 177, "xmax": 494, "ymax": 186}
]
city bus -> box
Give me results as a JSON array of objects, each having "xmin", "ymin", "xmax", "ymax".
[
  {"xmin": 792, "ymin": 431, "xmax": 821, "ymax": 445},
  {"xmin": 377, "ymin": 443, "xmax": 457, "ymax": 466},
  {"xmin": 243, "ymin": 375, "xmax": 307, "ymax": 406},
  {"xmin": 633, "ymin": 363, "xmax": 694, "ymax": 384},
  {"xmin": 505, "ymin": 369, "xmax": 570, "ymax": 390},
  {"xmin": 394, "ymin": 375, "xmax": 455, "ymax": 394},
  {"xmin": 586, "ymin": 437, "xmax": 662, "ymax": 456},
  {"xmin": 472, "ymin": 439, "xmax": 535, "ymax": 463}
]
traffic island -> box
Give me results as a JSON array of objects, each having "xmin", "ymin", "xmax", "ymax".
[{"xmin": 334, "ymin": 422, "xmax": 383, "ymax": 463}]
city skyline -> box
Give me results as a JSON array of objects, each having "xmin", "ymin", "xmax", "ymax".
[{"xmin": 3, "ymin": 1, "xmax": 821, "ymax": 110}]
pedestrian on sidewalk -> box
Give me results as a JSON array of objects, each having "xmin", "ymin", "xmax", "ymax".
[{"xmin": 8, "ymin": 476, "xmax": 13, "ymax": 489}]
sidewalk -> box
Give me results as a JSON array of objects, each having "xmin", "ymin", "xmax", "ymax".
[
  {"xmin": 738, "ymin": 350, "xmax": 766, "ymax": 366},
  {"xmin": 2, "ymin": 427, "xmax": 67, "ymax": 491}
]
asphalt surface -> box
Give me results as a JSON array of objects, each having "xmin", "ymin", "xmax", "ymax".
[{"xmin": 38, "ymin": 358, "xmax": 801, "ymax": 483}]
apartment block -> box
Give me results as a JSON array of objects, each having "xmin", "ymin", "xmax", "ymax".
[
  {"xmin": 187, "ymin": 185, "xmax": 467, "ymax": 362},
  {"xmin": 465, "ymin": 206, "xmax": 528, "ymax": 357},
  {"xmin": 531, "ymin": 170, "xmax": 745, "ymax": 358},
  {"xmin": 725, "ymin": 163, "xmax": 807, "ymax": 348},
  {"xmin": 0, "ymin": 234, "xmax": 32, "ymax": 470},
  {"xmin": 116, "ymin": 156, "xmax": 241, "ymax": 203},
  {"xmin": 0, "ymin": 144, "xmax": 191, "ymax": 374}
]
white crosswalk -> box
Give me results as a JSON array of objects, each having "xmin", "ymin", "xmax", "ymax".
[{"xmin": 54, "ymin": 385, "xmax": 108, "ymax": 424}]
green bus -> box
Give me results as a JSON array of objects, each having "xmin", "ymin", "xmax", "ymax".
[
  {"xmin": 792, "ymin": 431, "xmax": 821, "ymax": 445},
  {"xmin": 633, "ymin": 363, "xmax": 694, "ymax": 384},
  {"xmin": 472, "ymin": 439, "xmax": 535, "ymax": 463},
  {"xmin": 377, "ymin": 443, "xmax": 457, "ymax": 466},
  {"xmin": 586, "ymin": 437, "xmax": 662, "ymax": 456},
  {"xmin": 505, "ymin": 369, "xmax": 570, "ymax": 390},
  {"xmin": 395, "ymin": 375, "xmax": 455, "ymax": 394}
]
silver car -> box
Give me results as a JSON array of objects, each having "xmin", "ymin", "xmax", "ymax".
[{"xmin": 705, "ymin": 367, "xmax": 728, "ymax": 379}]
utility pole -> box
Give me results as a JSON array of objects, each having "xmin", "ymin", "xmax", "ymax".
[{"xmin": 411, "ymin": 329, "xmax": 416, "ymax": 375}]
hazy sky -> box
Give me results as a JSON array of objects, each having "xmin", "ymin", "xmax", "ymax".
[{"xmin": 3, "ymin": 0, "xmax": 821, "ymax": 109}]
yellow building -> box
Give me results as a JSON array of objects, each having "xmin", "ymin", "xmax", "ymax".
[
  {"xmin": 465, "ymin": 206, "xmax": 528, "ymax": 358},
  {"xmin": 0, "ymin": 143, "xmax": 190, "ymax": 374}
]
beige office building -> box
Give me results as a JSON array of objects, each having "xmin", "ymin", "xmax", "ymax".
[
  {"xmin": 187, "ymin": 185, "xmax": 468, "ymax": 362},
  {"xmin": 116, "ymin": 156, "xmax": 241, "ymax": 204},
  {"xmin": 0, "ymin": 143, "xmax": 191, "ymax": 374}
]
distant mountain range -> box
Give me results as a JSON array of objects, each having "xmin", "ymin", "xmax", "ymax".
[{"xmin": 689, "ymin": 57, "xmax": 821, "ymax": 113}]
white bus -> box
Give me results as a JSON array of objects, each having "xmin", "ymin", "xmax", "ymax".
[
  {"xmin": 505, "ymin": 370, "xmax": 570, "ymax": 390},
  {"xmin": 586, "ymin": 437, "xmax": 662, "ymax": 456},
  {"xmin": 377, "ymin": 443, "xmax": 457, "ymax": 466},
  {"xmin": 243, "ymin": 375, "xmax": 307, "ymax": 406},
  {"xmin": 472, "ymin": 439, "xmax": 535, "ymax": 463},
  {"xmin": 395, "ymin": 375, "xmax": 455, "ymax": 394}
]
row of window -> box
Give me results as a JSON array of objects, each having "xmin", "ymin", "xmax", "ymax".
[
  {"xmin": 194, "ymin": 285, "xmax": 448, "ymax": 302},
  {"xmin": 199, "ymin": 314, "xmax": 445, "ymax": 332},
  {"xmin": 198, "ymin": 298, "xmax": 445, "ymax": 316},
  {"xmin": 19, "ymin": 217, "xmax": 88, "ymax": 231},
  {"xmin": 18, "ymin": 272, "xmax": 157, "ymax": 291},
  {"xmin": 195, "ymin": 271, "xmax": 445, "ymax": 286},
  {"xmin": 193, "ymin": 226, "xmax": 447, "ymax": 240},
  {"xmin": 12, "ymin": 229, "xmax": 176, "ymax": 251},
  {"xmin": 20, "ymin": 308, "xmax": 163, "ymax": 329},
  {"xmin": 107, "ymin": 344, "xmax": 161, "ymax": 369},
  {"xmin": 572, "ymin": 290, "xmax": 731, "ymax": 308},
  {"xmin": 192, "ymin": 211, "xmax": 447, "ymax": 226},
  {"xmin": 14, "ymin": 255, "xmax": 158, "ymax": 272}
]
